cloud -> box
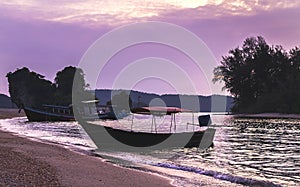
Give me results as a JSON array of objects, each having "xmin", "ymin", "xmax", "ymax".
[
  {"xmin": 1, "ymin": 0, "xmax": 300, "ymax": 95},
  {"xmin": 2, "ymin": 0, "xmax": 300, "ymax": 27},
  {"xmin": 153, "ymin": 4, "xmax": 300, "ymax": 61},
  {"xmin": 0, "ymin": 1, "xmax": 178, "ymax": 26}
]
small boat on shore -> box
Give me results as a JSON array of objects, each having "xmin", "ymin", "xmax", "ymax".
[
  {"xmin": 23, "ymin": 104, "xmax": 216, "ymax": 149},
  {"xmin": 23, "ymin": 105, "xmax": 75, "ymax": 122},
  {"xmin": 23, "ymin": 103, "xmax": 126, "ymax": 122},
  {"xmin": 85, "ymin": 124, "xmax": 216, "ymax": 149},
  {"xmin": 79, "ymin": 107, "xmax": 216, "ymax": 150}
]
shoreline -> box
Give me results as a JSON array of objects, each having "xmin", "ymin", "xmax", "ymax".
[
  {"xmin": 0, "ymin": 108, "xmax": 260, "ymax": 186},
  {"xmin": 0, "ymin": 129, "xmax": 174, "ymax": 186},
  {"xmin": 233, "ymin": 113, "xmax": 300, "ymax": 119},
  {"xmin": 0, "ymin": 109, "xmax": 173, "ymax": 187}
]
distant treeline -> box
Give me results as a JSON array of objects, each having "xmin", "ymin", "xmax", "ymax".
[
  {"xmin": 95, "ymin": 89, "xmax": 233, "ymax": 112},
  {"xmin": 6, "ymin": 66, "xmax": 93, "ymax": 108},
  {"xmin": 0, "ymin": 94, "xmax": 17, "ymax": 108},
  {"xmin": 6, "ymin": 66, "xmax": 233, "ymax": 112},
  {"xmin": 213, "ymin": 36, "xmax": 300, "ymax": 114}
]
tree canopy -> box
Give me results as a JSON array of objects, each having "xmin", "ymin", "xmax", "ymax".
[
  {"xmin": 7, "ymin": 66, "xmax": 91, "ymax": 108},
  {"xmin": 6, "ymin": 67, "xmax": 56, "ymax": 108},
  {"xmin": 54, "ymin": 66, "xmax": 90, "ymax": 105},
  {"xmin": 213, "ymin": 36, "xmax": 300, "ymax": 114}
]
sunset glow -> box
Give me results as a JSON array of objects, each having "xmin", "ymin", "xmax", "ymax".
[
  {"xmin": 1, "ymin": 0, "xmax": 300, "ymax": 95},
  {"xmin": 2, "ymin": 0, "xmax": 300, "ymax": 26}
]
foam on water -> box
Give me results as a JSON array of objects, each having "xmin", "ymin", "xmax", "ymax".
[
  {"xmin": 1, "ymin": 115, "xmax": 300, "ymax": 186},
  {"xmin": 0, "ymin": 117, "xmax": 96, "ymax": 150},
  {"xmin": 155, "ymin": 163, "xmax": 281, "ymax": 187}
]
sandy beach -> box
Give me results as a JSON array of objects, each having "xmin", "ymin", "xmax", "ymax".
[
  {"xmin": 0, "ymin": 109, "xmax": 173, "ymax": 187},
  {"xmin": 0, "ymin": 109, "xmax": 250, "ymax": 187}
]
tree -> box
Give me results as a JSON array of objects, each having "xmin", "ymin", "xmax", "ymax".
[
  {"xmin": 54, "ymin": 66, "xmax": 91, "ymax": 105},
  {"xmin": 213, "ymin": 36, "xmax": 296, "ymax": 113},
  {"xmin": 6, "ymin": 67, "xmax": 56, "ymax": 108},
  {"xmin": 7, "ymin": 66, "xmax": 94, "ymax": 108},
  {"xmin": 287, "ymin": 47, "xmax": 300, "ymax": 113}
]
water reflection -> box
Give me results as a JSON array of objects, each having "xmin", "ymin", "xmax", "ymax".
[
  {"xmin": 173, "ymin": 116, "xmax": 300, "ymax": 186},
  {"xmin": 1, "ymin": 116, "xmax": 300, "ymax": 186}
]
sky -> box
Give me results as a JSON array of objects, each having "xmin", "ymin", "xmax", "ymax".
[{"xmin": 1, "ymin": 0, "xmax": 300, "ymax": 96}]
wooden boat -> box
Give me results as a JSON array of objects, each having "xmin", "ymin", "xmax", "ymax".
[
  {"xmin": 23, "ymin": 105, "xmax": 75, "ymax": 121},
  {"xmin": 23, "ymin": 104, "xmax": 126, "ymax": 122},
  {"xmin": 78, "ymin": 107, "xmax": 216, "ymax": 150},
  {"xmin": 97, "ymin": 105, "xmax": 129, "ymax": 120},
  {"xmin": 23, "ymin": 104, "xmax": 216, "ymax": 150},
  {"xmin": 83, "ymin": 124, "xmax": 216, "ymax": 150}
]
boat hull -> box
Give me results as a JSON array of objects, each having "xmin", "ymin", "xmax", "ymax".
[
  {"xmin": 98, "ymin": 111, "xmax": 118, "ymax": 120},
  {"xmin": 24, "ymin": 107, "xmax": 75, "ymax": 122},
  {"xmin": 79, "ymin": 120, "xmax": 216, "ymax": 151},
  {"xmin": 23, "ymin": 107, "xmax": 125, "ymax": 122},
  {"xmin": 24, "ymin": 106, "xmax": 216, "ymax": 150}
]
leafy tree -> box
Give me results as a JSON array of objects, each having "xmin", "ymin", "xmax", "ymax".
[
  {"xmin": 6, "ymin": 67, "xmax": 56, "ymax": 108},
  {"xmin": 54, "ymin": 66, "xmax": 90, "ymax": 105},
  {"xmin": 7, "ymin": 66, "xmax": 94, "ymax": 108},
  {"xmin": 213, "ymin": 36, "xmax": 299, "ymax": 113},
  {"xmin": 287, "ymin": 47, "xmax": 300, "ymax": 113}
]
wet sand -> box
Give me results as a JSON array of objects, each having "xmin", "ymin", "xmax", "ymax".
[{"xmin": 0, "ymin": 109, "xmax": 173, "ymax": 187}]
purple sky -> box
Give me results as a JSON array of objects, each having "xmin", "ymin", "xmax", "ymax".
[{"xmin": 1, "ymin": 1, "xmax": 300, "ymax": 96}]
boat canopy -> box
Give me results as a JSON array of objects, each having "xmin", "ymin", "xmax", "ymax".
[
  {"xmin": 130, "ymin": 106, "xmax": 209, "ymax": 133},
  {"xmin": 131, "ymin": 106, "xmax": 192, "ymax": 115}
]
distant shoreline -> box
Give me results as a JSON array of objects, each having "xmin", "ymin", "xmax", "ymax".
[{"xmin": 233, "ymin": 113, "xmax": 300, "ymax": 119}]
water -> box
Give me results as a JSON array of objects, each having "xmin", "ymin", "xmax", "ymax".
[
  {"xmin": 0, "ymin": 115, "xmax": 299, "ymax": 187},
  {"xmin": 0, "ymin": 117, "xmax": 96, "ymax": 151}
]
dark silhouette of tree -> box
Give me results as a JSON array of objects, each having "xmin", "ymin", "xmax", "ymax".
[
  {"xmin": 213, "ymin": 36, "xmax": 300, "ymax": 113},
  {"xmin": 287, "ymin": 47, "xmax": 300, "ymax": 113},
  {"xmin": 7, "ymin": 66, "xmax": 94, "ymax": 108},
  {"xmin": 54, "ymin": 66, "xmax": 90, "ymax": 105},
  {"xmin": 6, "ymin": 67, "xmax": 56, "ymax": 108}
]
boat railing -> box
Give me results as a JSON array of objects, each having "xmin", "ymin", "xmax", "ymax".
[
  {"xmin": 130, "ymin": 108, "xmax": 213, "ymax": 133},
  {"xmin": 42, "ymin": 104, "xmax": 73, "ymax": 115}
]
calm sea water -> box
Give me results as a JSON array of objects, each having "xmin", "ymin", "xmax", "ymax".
[{"xmin": 0, "ymin": 115, "xmax": 299, "ymax": 187}]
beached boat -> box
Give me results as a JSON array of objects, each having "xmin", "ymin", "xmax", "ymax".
[
  {"xmin": 96, "ymin": 105, "xmax": 129, "ymax": 120},
  {"xmin": 23, "ymin": 105, "xmax": 75, "ymax": 121},
  {"xmin": 85, "ymin": 124, "xmax": 216, "ymax": 149},
  {"xmin": 23, "ymin": 103, "xmax": 126, "ymax": 122},
  {"xmin": 23, "ymin": 104, "xmax": 216, "ymax": 149},
  {"xmin": 79, "ymin": 107, "xmax": 216, "ymax": 150}
]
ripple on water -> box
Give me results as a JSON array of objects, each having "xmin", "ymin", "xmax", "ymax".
[{"xmin": 1, "ymin": 115, "xmax": 300, "ymax": 186}]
